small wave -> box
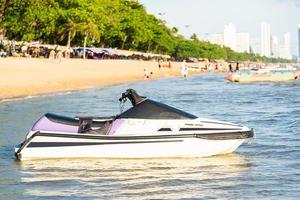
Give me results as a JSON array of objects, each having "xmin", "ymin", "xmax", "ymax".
[{"xmin": 0, "ymin": 91, "xmax": 76, "ymax": 103}]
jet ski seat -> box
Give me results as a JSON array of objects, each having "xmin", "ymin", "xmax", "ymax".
[
  {"xmin": 44, "ymin": 113, "xmax": 114, "ymax": 134},
  {"xmin": 45, "ymin": 113, "xmax": 79, "ymax": 126},
  {"xmin": 82, "ymin": 121, "xmax": 112, "ymax": 135},
  {"xmin": 76, "ymin": 116, "xmax": 114, "ymax": 134}
]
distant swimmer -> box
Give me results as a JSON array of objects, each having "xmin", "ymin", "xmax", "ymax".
[
  {"xmin": 295, "ymin": 71, "xmax": 300, "ymax": 80},
  {"xmin": 144, "ymin": 69, "xmax": 149, "ymax": 79},
  {"xmin": 181, "ymin": 60, "xmax": 188, "ymax": 80}
]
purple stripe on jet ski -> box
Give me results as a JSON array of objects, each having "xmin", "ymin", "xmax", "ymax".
[
  {"xmin": 108, "ymin": 119, "xmax": 124, "ymax": 135},
  {"xmin": 32, "ymin": 116, "xmax": 78, "ymax": 133}
]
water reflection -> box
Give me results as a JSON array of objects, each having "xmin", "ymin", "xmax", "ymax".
[
  {"xmin": 1, "ymin": 73, "xmax": 299, "ymax": 199},
  {"xmin": 16, "ymin": 154, "xmax": 250, "ymax": 199}
]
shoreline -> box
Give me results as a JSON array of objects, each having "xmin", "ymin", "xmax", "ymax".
[
  {"xmin": 0, "ymin": 82, "xmax": 124, "ymax": 103},
  {"xmin": 0, "ymin": 57, "xmax": 203, "ymax": 101}
]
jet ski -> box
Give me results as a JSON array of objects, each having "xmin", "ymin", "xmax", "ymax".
[{"xmin": 15, "ymin": 89, "xmax": 254, "ymax": 160}]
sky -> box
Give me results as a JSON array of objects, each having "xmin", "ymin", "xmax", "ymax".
[{"xmin": 139, "ymin": 0, "xmax": 300, "ymax": 56}]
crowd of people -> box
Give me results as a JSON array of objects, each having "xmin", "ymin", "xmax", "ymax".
[
  {"xmin": 0, "ymin": 40, "xmax": 74, "ymax": 59},
  {"xmin": 0, "ymin": 40, "xmax": 172, "ymax": 62}
]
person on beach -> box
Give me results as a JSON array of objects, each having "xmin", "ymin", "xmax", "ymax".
[
  {"xmin": 215, "ymin": 63, "xmax": 218, "ymax": 71},
  {"xmin": 181, "ymin": 60, "xmax": 188, "ymax": 80},
  {"xmin": 158, "ymin": 59, "xmax": 162, "ymax": 69},
  {"xmin": 21, "ymin": 44, "xmax": 27, "ymax": 57},
  {"xmin": 208, "ymin": 63, "xmax": 213, "ymax": 71},
  {"xmin": 33, "ymin": 47, "xmax": 40, "ymax": 58},
  {"xmin": 0, "ymin": 40, "xmax": 3, "ymax": 50},
  {"xmin": 64, "ymin": 47, "xmax": 72, "ymax": 59},
  {"xmin": 229, "ymin": 63, "xmax": 233, "ymax": 72},
  {"xmin": 219, "ymin": 63, "xmax": 223, "ymax": 71},
  {"xmin": 236, "ymin": 62, "xmax": 240, "ymax": 71},
  {"xmin": 49, "ymin": 49, "xmax": 55, "ymax": 60},
  {"xmin": 168, "ymin": 60, "xmax": 172, "ymax": 68},
  {"xmin": 56, "ymin": 50, "xmax": 63, "ymax": 62},
  {"xmin": 144, "ymin": 68, "xmax": 150, "ymax": 80}
]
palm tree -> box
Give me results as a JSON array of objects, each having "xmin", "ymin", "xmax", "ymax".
[
  {"xmin": 77, "ymin": 20, "xmax": 100, "ymax": 59},
  {"xmin": 57, "ymin": 19, "xmax": 77, "ymax": 48},
  {"xmin": 171, "ymin": 27, "xmax": 178, "ymax": 36},
  {"xmin": 190, "ymin": 33, "xmax": 199, "ymax": 42}
]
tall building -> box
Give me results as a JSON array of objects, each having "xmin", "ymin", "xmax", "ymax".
[
  {"xmin": 206, "ymin": 23, "xmax": 250, "ymax": 53},
  {"xmin": 224, "ymin": 23, "xmax": 237, "ymax": 51},
  {"xmin": 236, "ymin": 33, "xmax": 250, "ymax": 53},
  {"xmin": 280, "ymin": 32, "xmax": 292, "ymax": 59},
  {"xmin": 261, "ymin": 22, "xmax": 271, "ymax": 57},
  {"xmin": 271, "ymin": 36, "xmax": 279, "ymax": 58},
  {"xmin": 206, "ymin": 33, "xmax": 224, "ymax": 46},
  {"xmin": 249, "ymin": 45, "xmax": 256, "ymax": 54}
]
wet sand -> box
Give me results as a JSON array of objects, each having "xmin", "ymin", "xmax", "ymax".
[{"xmin": 0, "ymin": 58, "xmax": 201, "ymax": 100}]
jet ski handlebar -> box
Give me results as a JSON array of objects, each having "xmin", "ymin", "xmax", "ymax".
[{"xmin": 119, "ymin": 89, "xmax": 146, "ymax": 106}]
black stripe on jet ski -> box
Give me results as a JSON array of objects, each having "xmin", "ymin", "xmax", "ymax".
[
  {"xmin": 158, "ymin": 128, "xmax": 172, "ymax": 131},
  {"xmin": 179, "ymin": 128, "xmax": 242, "ymax": 131},
  {"xmin": 36, "ymin": 132, "xmax": 192, "ymax": 140},
  {"xmin": 27, "ymin": 140, "xmax": 183, "ymax": 148}
]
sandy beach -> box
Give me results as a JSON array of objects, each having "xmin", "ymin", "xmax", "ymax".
[{"xmin": 0, "ymin": 58, "xmax": 202, "ymax": 100}]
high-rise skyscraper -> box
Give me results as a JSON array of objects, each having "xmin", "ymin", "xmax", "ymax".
[
  {"xmin": 236, "ymin": 33, "xmax": 250, "ymax": 53},
  {"xmin": 206, "ymin": 33, "xmax": 224, "ymax": 47},
  {"xmin": 224, "ymin": 23, "xmax": 237, "ymax": 51},
  {"xmin": 282, "ymin": 32, "xmax": 292, "ymax": 59},
  {"xmin": 261, "ymin": 22, "xmax": 271, "ymax": 57},
  {"xmin": 271, "ymin": 36, "xmax": 279, "ymax": 58},
  {"xmin": 206, "ymin": 23, "xmax": 250, "ymax": 53}
]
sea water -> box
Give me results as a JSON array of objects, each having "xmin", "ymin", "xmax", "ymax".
[{"xmin": 0, "ymin": 73, "xmax": 299, "ymax": 199}]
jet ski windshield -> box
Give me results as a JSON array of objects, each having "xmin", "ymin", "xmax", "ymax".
[{"xmin": 118, "ymin": 89, "xmax": 197, "ymax": 119}]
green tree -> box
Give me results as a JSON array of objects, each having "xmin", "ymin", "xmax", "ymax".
[
  {"xmin": 2, "ymin": 0, "xmax": 59, "ymax": 42},
  {"xmin": 190, "ymin": 33, "xmax": 199, "ymax": 42},
  {"xmin": 1, "ymin": 0, "xmax": 290, "ymax": 63}
]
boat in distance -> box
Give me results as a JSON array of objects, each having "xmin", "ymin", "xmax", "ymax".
[
  {"xmin": 226, "ymin": 67, "xmax": 300, "ymax": 82},
  {"xmin": 15, "ymin": 89, "xmax": 254, "ymax": 160}
]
